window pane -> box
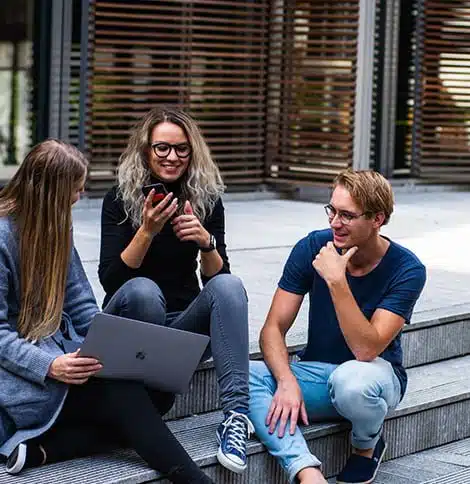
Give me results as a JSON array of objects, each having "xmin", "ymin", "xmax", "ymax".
[{"xmin": 0, "ymin": 0, "xmax": 33, "ymax": 176}]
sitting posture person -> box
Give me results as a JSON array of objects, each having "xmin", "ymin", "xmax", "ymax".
[
  {"xmin": 98, "ymin": 106, "xmax": 252, "ymax": 473},
  {"xmin": 249, "ymin": 170, "xmax": 426, "ymax": 484},
  {"xmin": 0, "ymin": 139, "xmax": 214, "ymax": 483}
]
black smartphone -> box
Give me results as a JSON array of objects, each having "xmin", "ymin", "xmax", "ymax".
[{"xmin": 142, "ymin": 183, "xmax": 168, "ymax": 206}]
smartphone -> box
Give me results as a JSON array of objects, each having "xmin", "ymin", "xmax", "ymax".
[{"xmin": 142, "ymin": 183, "xmax": 168, "ymax": 206}]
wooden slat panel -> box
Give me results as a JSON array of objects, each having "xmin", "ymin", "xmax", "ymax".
[
  {"xmin": 265, "ymin": 0, "xmax": 359, "ymax": 185},
  {"xmin": 86, "ymin": 0, "xmax": 360, "ymax": 191},
  {"xmin": 69, "ymin": 45, "xmax": 81, "ymax": 146},
  {"xmin": 87, "ymin": 0, "xmax": 270, "ymax": 191},
  {"xmin": 414, "ymin": 1, "xmax": 470, "ymax": 181}
]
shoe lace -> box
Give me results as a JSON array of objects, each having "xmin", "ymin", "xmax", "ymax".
[{"xmin": 221, "ymin": 412, "xmax": 255, "ymax": 454}]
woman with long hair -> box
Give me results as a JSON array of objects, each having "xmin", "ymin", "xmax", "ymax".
[
  {"xmin": 0, "ymin": 139, "xmax": 213, "ymax": 483},
  {"xmin": 99, "ymin": 106, "xmax": 252, "ymax": 474}
]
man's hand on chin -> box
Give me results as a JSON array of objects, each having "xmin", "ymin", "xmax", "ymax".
[{"xmin": 312, "ymin": 241, "xmax": 358, "ymax": 286}]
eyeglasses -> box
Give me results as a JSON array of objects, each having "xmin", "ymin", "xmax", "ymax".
[
  {"xmin": 151, "ymin": 142, "xmax": 192, "ymax": 159},
  {"xmin": 324, "ymin": 204, "xmax": 371, "ymax": 225}
]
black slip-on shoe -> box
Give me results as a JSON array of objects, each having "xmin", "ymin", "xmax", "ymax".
[{"xmin": 336, "ymin": 437, "xmax": 387, "ymax": 484}]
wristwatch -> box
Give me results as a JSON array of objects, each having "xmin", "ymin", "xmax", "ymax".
[{"xmin": 200, "ymin": 234, "xmax": 216, "ymax": 252}]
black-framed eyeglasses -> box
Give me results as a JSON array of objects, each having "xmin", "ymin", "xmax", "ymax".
[
  {"xmin": 324, "ymin": 204, "xmax": 371, "ymax": 225},
  {"xmin": 151, "ymin": 142, "xmax": 192, "ymax": 159}
]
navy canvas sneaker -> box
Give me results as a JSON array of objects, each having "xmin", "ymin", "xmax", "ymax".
[
  {"xmin": 216, "ymin": 411, "xmax": 254, "ymax": 473},
  {"xmin": 336, "ymin": 436, "xmax": 387, "ymax": 484}
]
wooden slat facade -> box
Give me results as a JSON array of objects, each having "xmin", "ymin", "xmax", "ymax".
[
  {"xmin": 84, "ymin": 0, "xmax": 361, "ymax": 193},
  {"xmin": 86, "ymin": 0, "xmax": 270, "ymax": 192},
  {"xmin": 265, "ymin": 0, "xmax": 359, "ymax": 185},
  {"xmin": 413, "ymin": 0, "xmax": 470, "ymax": 181},
  {"xmin": 69, "ymin": 43, "xmax": 81, "ymax": 147},
  {"xmin": 80, "ymin": 0, "xmax": 470, "ymax": 191}
]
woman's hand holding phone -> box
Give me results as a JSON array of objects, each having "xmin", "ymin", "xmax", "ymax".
[{"xmin": 142, "ymin": 189, "xmax": 178, "ymax": 237}]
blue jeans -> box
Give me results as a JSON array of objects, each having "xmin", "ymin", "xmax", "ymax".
[
  {"xmin": 104, "ymin": 275, "xmax": 249, "ymax": 414},
  {"xmin": 248, "ymin": 358, "xmax": 402, "ymax": 483}
]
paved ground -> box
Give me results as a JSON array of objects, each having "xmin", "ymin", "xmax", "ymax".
[{"xmin": 73, "ymin": 188, "xmax": 470, "ymax": 353}]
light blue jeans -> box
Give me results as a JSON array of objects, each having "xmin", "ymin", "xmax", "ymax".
[{"xmin": 248, "ymin": 358, "xmax": 402, "ymax": 483}]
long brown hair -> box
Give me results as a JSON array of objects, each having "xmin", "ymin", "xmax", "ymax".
[{"xmin": 0, "ymin": 139, "xmax": 88, "ymax": 341}]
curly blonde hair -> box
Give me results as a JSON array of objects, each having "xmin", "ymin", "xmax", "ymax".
[{"xmin": 117, "ymin": 106, "xmax": 224, "ymax": 228}]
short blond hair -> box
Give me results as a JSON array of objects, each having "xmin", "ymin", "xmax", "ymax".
[{"xmin": 333, "ymin": 169, "xmax": 394, "ymax": 225}]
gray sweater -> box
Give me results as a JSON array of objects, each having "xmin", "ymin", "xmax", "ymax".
[{"xmin": 0, "ymin": 216, "xmax": 99, "ymax": 457}]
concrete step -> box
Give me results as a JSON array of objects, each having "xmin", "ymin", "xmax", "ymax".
[
  {"xmin": 326, "ymin": 438, "xmax": 470, "ymax": 483},
  {"xmin": 423, "ymin": 470, "xmax": 470, "ymax": 484},
  {"xmin": 4, "ymin": 355, "xmax": 470, "ymax": 484},
  {"xmin": 166, "ymin": 306, "xmax": 470, "ymax": 420}
]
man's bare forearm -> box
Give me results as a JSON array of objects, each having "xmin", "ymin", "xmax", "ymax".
[
  {"xmin": 260, "ymin": 325, "xmax": 296, "ymax": 384},
  {"xmin": 328, "ymin": 277, "xmax": 381, "ymax": 360}
]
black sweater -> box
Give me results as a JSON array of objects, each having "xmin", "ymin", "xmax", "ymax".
[{"xmin": 98, "ymin": 185, "xmax": 230, "ymax": 311}]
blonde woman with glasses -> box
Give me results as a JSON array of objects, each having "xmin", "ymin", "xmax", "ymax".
[
  {"xmin": 0, "ymin": 139, "xmax": 214, "ymax": 483},
  {"xmin": 99, "ymin": 106, "xmax": 252, "ymax": 474}
]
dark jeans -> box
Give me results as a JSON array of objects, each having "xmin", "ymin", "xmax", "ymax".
[
  {"xmin": 104, "ymin": 275, "xmax": 250, "ymax": 414},
  {"xmin": 35, "ymin": 379, "xmax": 211, "ymax": 483},
  {"xmin": 32, "ymin": 280, "xmax": 215, "ymax": 484}
]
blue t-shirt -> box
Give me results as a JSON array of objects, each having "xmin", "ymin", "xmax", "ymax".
[{"xmin": 279, "ymin": 229, "xmax": 426, "ymax": 397}]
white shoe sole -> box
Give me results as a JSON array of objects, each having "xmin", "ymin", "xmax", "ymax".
[
  {"xmin": 6, "ymin": 443, "xmax": 27, "ymax": 475},
  {"xmin": 216, "ymin": 447, "xmax": 246, "ymax": 474}
]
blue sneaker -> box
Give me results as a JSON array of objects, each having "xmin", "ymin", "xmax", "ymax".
[
  {"xmin": 336, "ymin": 436, "xmax": 387, "ymax": 484},
  {"xmin": 216, "ymin": 411, "xmax": 254, "ymax": 473}
]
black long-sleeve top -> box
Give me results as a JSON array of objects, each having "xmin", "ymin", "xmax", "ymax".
[{"xmin": 98, "ymin": 184, "xmax": 230, "ymax": 311}]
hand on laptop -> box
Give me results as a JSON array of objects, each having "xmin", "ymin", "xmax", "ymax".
[{"xmin": 48, "ymin": 350, "xmax": 103, "ymax": 385}]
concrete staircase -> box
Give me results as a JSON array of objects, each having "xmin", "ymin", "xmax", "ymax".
[
  {"xmin": 327, "ymin": 438, "xmax": 470, "ymax": 483},
  {"xmin": 1, "ymin": 305, "xmax": 469, "ymax": 483}
]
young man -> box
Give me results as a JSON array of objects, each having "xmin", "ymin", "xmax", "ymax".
[{"xmin": 249, "ymin": 170, "xmax": 426, "ymax": 484}]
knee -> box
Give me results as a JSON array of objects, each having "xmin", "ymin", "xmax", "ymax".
[
  {"xmin": 206, "ymin": 274, "xmax": 247, "ymax": 302},
  {"xmin": 328, "ymin": 360, "xmax": 378, "ymax": 409},
  {"xmin": 120, "ymin": 277, "xmax": 165, "ymax": 322},
  {"xmin": 123, "ymin": 277, "xmax": 163, "ymax": 300},
  {"xmin": 155, "ymin": 392, "xmax": 176, "ymax": 416}
]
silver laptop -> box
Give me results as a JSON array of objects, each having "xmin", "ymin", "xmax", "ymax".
[{"xmin": 79, "ymin": 313, "xmax": 210, "ymax": 393}]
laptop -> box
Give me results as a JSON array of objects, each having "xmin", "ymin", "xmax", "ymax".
[{"xmin": 79, "ymin": 313, "xmax": 210, "ymax": 393}]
